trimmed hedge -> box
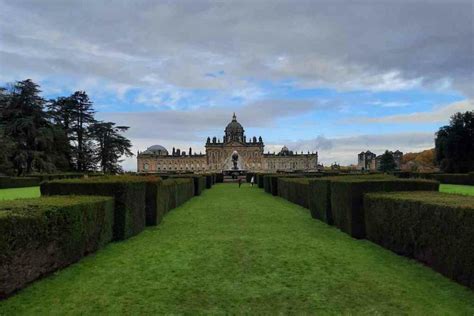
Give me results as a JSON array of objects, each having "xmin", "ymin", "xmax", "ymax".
[
  {"xmin": 277, "ymin": 178, "xmax": 311, "ymax": 209},
  {"xmin": 393, "ymin": 171, "xmax": 474, "ymax": 185},
  {"xmin": 0, "ymin": 196, "xmax": 114, "ymax": 298},
  {"xmin": 257, "ymin": 173, "xmax": 270, "ymax": 188},
  {"xmin": 205, "ymin": 174, "xmax": 213, "ymax": 189},
  {"xmin": 0, "ymin": 177, "xmax": 40, "ymax": 189},
  {"xmin": 168, "ymin": 175, "xmax": 206, "ymax": 196},
  {"xmin": 308, "ymin": 174, "xmax": 398, "ymax": 225},
  {"xmin": 154, "ymin": 178, "xmax": 195, "ymax": 221},
  {"xmin": 144, "ymin": 177, "xmax": 163, "ymax": 226},
  {"xmin": 430, "ymin": 173, "xmax": 474, "ymax": 185},
  {"xmin": 364, "ymin": 191, "xmax": 474, "ymax": 289},
  {"xmin": 308, "ymin": 178, "xmax": 333, "ymax": 224},
  {"xmin": 331, "ymin": 178, "xmax": 439, "ymax": 239},
  {"xmin": 175, "ymin": 178, "xmax": 195, "ymax": 207},
  {"xmin": 41, "ymin": 176, "xmax": 148, "ymax": 240},
  {"xmin": 32, "ymin": 173, "xmax": 85, "ymax": 183}
]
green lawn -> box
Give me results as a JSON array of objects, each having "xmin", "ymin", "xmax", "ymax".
[
  {"xmin": 440, "ymin": 183, "xmax": 474, "ymax": 196},
  {"xmin": 1, "ymin": 184, "xmax": 473, "ymax": 314},
  {"xmin": 0, "ymin": 186, "xmax": 40, "ymax": 200}
]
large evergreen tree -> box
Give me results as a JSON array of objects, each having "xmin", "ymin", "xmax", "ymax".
[
  {"xmin": 90, "ymin": 121, "xmax": 133, "ymax": 173},
  {"xmin": 48, "ymin": 96, "xmax": 76, "ymax": 169},
  {"xmin": 435, "ymin": 111, "xmax": 474, "ymax": 173},
  {"xmin": 0, "ymin": 80, "xmax": 134, "ymax": 175},
  {"xmin": 69, "ymin": 91, "xmax": 96, "ymax": 171},
  {"xmin": 378, "ymin": 150, "xmax": 397, "ymax": 172},
  {"xmin": 1, "ymin": 79, "xmax": 55, "ymax": 175}
]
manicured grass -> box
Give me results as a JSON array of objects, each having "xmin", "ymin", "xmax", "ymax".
[
  {"xmin": 1, "ymin": 184, "xmax": 473, "ymax": 314},
  {"xmin": 0, "ymin": 186, "xmax": 40, "ymax": 200},
  {"xmin": 440, "ymin": 183, "xmax": 474, "ymax": 196}
]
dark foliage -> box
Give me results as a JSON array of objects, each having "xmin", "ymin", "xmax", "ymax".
[
  {"xmin": 364, "ymin": 191, "xmax": 474, "ymax": 289},
  {"xmin": 0, "ymin": 80, "xmax": 133, "ymax": 176},
  {"xmin": 0, "ymin": 196, "xmax": 114, "ymax": 298},
  {"xmin": 89, "ymin": 121, "xmax": 133, "ymax": 173},
  {"xmin": 41, "ymin": 176, "xmax": 147, "ymax": 240},
  {"xmin": 435, "ymin": 111, "xmax": 474, "ymax": 173},
  {"xmin": 277, "ymin": 178, "xmax": 311, "ymax": 209},
  {"xmin": 378, "ymin": 150, "xmax": 397, "ymax": 172},
  {"xmin": 330, "ymin": 178, "xmax": 439, "ymax": 239}
]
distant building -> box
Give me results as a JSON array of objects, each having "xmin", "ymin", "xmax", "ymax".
[
  {"xmin": 137, "ymin": 113, "xmax": 318, "ymax": 173},
  {"xmin": 358, "ymin": 150, "xmax": 403, "ymax": 171}
]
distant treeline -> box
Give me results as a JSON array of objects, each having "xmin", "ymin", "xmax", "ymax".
[{"xmin": 0, "ymin": 79, "xmax": 133, "ymax": 176}]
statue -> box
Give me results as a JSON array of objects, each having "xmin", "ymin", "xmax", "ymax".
[{"xmin": 232, "ymin": 151, "xmax": 239, "ymax": 170}]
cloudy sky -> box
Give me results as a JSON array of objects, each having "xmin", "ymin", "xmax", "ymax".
[{"xmin": 1, "ymin": 0, "xmax": 473, "ymax": 169}]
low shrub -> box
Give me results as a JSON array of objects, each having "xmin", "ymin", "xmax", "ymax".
[
  {"xmin": 0, "ymin": 177, "xmax": 41, "ymax": 189},
  {"xmin": 364, "ymin": 191, "xmax": 474, "ymax": 289},
  {"xmin": 0, "ymin": 196, "xmax": 114, "ymax": 298},
  {"xmin": 216, "ymin": 173, "xmax": 224, "ymax": 183},
  {"xmin": 41, "ymin": 176, "xmax": 148, "ymax": 240},
  {"xmin": 331, "ymin": 178, "xmax": 439, "ymax": 239}
]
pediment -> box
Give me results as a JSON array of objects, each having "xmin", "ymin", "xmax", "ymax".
[{"xmin": 224, "ymin": 141, "xmax": 245, "ymax": 147}]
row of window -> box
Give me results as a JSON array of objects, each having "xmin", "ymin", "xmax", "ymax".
[{"xmin": 143, "ymin": 163, "xmax": 206, "ymax": 171}]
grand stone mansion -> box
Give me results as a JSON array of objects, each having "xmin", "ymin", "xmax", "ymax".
[{"xmin": 137, "ymin": 114, "xmax": 318, "ymax": 173}]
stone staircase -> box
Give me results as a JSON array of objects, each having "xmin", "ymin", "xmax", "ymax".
[{"xmin": 223, "ymin": 175, "xmax": 247, "ymax": 183}]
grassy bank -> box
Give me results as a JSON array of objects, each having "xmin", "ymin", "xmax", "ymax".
[
  {"xmin": 0, "ymin": 186, "xmax": 40, "ymax": 200},
  {"xmin": 1, "ymin": 184, "xmax": 473, "ymax": 314},
  {"xmin": 440, "ymin": 183, "xmax": 474, "ymax": 196}
]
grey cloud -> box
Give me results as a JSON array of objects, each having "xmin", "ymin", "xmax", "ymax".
[
  {"xmin": 1, "ymin": 1, "xmax": 472, "ymax": 96},
  {"xmin": 355, "ymin": 99, "xmax": 473, "ymax": 124},
  {"xmin": 97, "ymin": 99, "xmax": 322, "ymax": 140},
  {"xmin": 283, "ymin": 132, "xmax": 435, "ymax": 166}
]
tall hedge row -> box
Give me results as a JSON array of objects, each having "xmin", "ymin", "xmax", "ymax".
[
  {"xmin": 393, "ymin": 171, "xmax": 474, "ymax": 185},
  {"xmin": 0, "ymin": 196, "xmax": 114, "ymax": 298},
  {"xmin": 41, "ymin": 176, "xmax": 148, "ymax": 241},
  {"xmin": 0, "ymin": 177, "xmax": 41, "ymax": 189},
  {"xmin": 154, "ymin": 178, "xmax": 195, "ymax": 222},
  {"xmin": 308, "ymin": 179, "xmax": 333, "ymax": 224},
  {"xmin": 308, "ymin": 175, "xmax": 398, "ymax": 223},
  {"xmin": 364, "ymin": 191, "xmax": 474, "ymax": 289},
  {"xmin": 277, "ymin": 178, "xmax": 311, "ymax": 209},
  {"xmin": 330, "ymin": 178, "xmax": 439, "ymax": 239}
]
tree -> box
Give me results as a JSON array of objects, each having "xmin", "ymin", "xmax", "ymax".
[
  {"xmin": 1, "ymin": 79, "xmax": 55, "ymax": 175},
  {"xmin": 90, "ymin": 121, "xmax": 133, "ymax": 173},
  {"xmin": 435, "ymin": 111, "xmax": 474, "ymax": 173},
  {"xmin": 378, "ymin": 150, "xmax": 396, "ymax": 172},
  {"xmin": 69, "ymin": 91, "xmax": 96, "ymax": 171},
  {"xmin": 48, "ymin": 96, "xmax": 76, "ymax": 169}
]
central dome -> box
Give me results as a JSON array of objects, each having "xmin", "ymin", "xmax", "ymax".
[
  {"xmin": 143, "ymin": 144, "xmax": 168, "ymax": 156},
  {"xmin": 224, "ymin": 113, "xmax": 245, "ymax": 142}
]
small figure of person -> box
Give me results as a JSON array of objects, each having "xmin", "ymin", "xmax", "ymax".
[
  {"xmin": 250, "ymin": 176, "xmax": 255, "ymax": 187},
  {"xmin": 238, "ymin": 178, "xmax": 242, "ymax": 188}
]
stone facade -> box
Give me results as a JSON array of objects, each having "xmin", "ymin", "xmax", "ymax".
[
  {"xmin": 137, "ymin": 114, "xmax": 318, "ymax": 173},
  {"xmin": 357, "ymin": 150, "xmax": 403, "ymax": 171}
]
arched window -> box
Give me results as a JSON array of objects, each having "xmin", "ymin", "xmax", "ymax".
[{"xmin": 143, "ymin": 163, "xmax": 149, "ymax": 171}]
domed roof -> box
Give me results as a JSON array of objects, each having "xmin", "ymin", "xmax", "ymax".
[
  {"xmin": 143, "ymin": 144, "xmax": 168, "ymax": 155},
  {"xmin": 279, "ymin": 145, "xmax": 290, "ymax": 156},
  {"xmin": 225, "ymin": 113, "xmax": 244, "ymax": 134}
]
